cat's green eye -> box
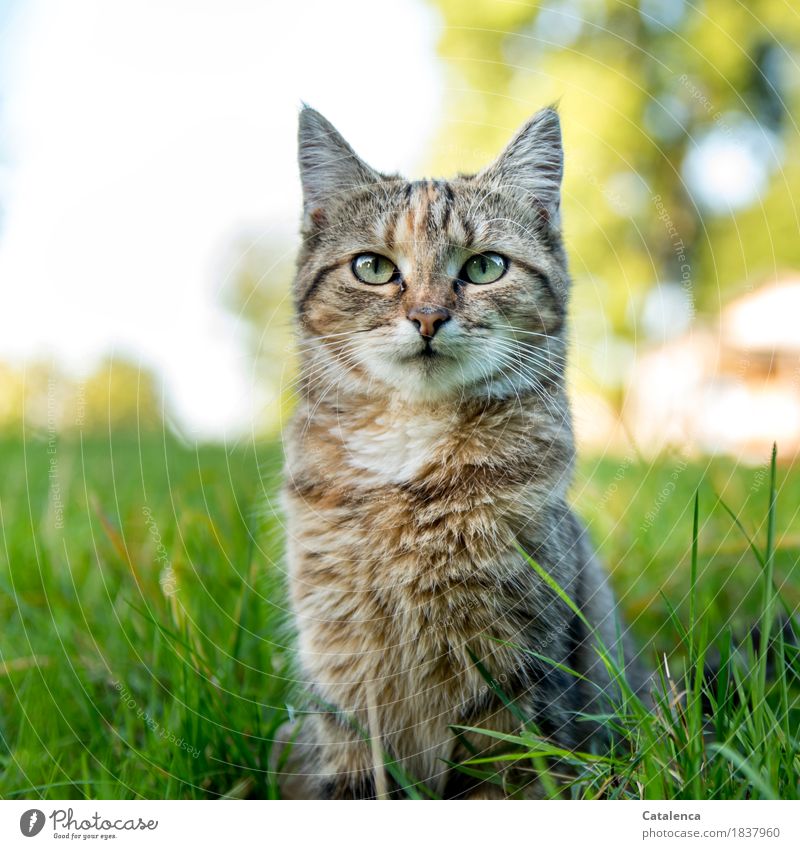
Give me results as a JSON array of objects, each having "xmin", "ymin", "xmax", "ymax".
[
  {"xmin": 352, "ymin": 253, "xmax": 398, "ymax": 285},
  {"xmin": 461, "ymin": 252, "xmax": 507, "ymax": 285}
]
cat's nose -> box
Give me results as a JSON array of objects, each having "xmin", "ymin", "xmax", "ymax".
[{"xmin": 407, "ymin": 306, "xmax": 450, "ymax": 339}]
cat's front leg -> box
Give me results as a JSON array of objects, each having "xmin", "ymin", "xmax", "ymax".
[
  {"xmin": 311, "ymin": 713, "xmax": 385, "ymax": 800},
  {"xmin": 272, "ymin": 712, "xmax": 380, "ymax": 799},
  {"xmin": 270, "ymin": 714, "xmax": 382, "ymax": 799}
]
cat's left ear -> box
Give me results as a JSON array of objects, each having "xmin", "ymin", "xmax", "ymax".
[
  {"xmin": 478, "ymin": 107, "xmax": 563, "ymax": 227},
  {"xmin": 297, "ymin": 106, "xmax": 380, "ymax": 229}
]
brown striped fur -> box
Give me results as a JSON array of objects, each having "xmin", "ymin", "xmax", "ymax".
[{"xmin": 281, "ymin": 106, "xmax": 648, "ymax": 798}]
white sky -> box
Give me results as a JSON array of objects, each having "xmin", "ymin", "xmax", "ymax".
[{"xmin": 0, "ymin": 0, "xmax": 443, "ymax": 437}]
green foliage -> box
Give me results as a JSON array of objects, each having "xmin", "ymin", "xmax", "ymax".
[{"xmin": 426, "ymin": 0, "xmax": 800, "ymax": 392}]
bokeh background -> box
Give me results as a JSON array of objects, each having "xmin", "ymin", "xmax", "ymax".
[
  {"xmin": 3, "ymin": 0, "xmax": 800, "ymax": 460},
  {"xmin": 1, "ymin": 0, "xmax": 799, "ymax": 800}
]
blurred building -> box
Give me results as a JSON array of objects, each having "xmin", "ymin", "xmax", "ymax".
[{"xmin": 623, "ymin": 275, "xmax": 800, "ymax": 463}]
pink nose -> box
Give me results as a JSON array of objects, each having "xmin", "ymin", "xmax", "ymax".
[{"xmin": 407, "ymin": 306, "xmax": 450, "ymax": 339}]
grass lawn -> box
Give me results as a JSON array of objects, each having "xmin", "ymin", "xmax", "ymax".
[{"xmin": 0, "ymin": 432, "xmax": 798, "ymax": 799}]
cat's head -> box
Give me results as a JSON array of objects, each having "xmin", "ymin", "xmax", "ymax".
[{"xmin": 293, "ymin": 106, "xmax": 569, "ymax": 405}]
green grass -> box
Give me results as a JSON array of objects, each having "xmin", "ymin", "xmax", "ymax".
[{"xmin": 0, "ymin": 432, "xmax": 797, "ymax": 799}]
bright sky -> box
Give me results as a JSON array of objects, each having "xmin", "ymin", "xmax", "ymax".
[{"xmin": 0, "ymin": 0, "xmax": 443, "ymax": 437}]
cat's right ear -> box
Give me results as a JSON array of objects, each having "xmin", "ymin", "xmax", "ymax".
[{"xmin": 297, "ymin": 106, "xmax": 379, "ymax": 230}]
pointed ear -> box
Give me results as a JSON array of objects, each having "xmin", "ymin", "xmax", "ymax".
[
  {"xmin": 478, "ymin": 107, "xmax": 563, "ymax": 226},
  {"xmin": 297, "ymin": 106, "xmax": 380, "ymax": 225}
]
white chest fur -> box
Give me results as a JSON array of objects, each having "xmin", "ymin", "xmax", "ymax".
[{"xmin": 334, "ymin": 412, "xmax": 449, "ymax": 484}]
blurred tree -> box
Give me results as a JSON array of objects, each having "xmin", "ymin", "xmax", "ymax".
[
  {"xmin": 427, "ymin": 0, "xmax": 800, "ymax": 399},
  {"xmin": 221, "ymin": 234, "xmax": 296, "ymax": 435},
  {"xmin": 0, "ymin": 357, "xmax": 164, "ymax": 435},
  {"xmin": 81, "ymin": 357, "xmax": 164, "ymax": 433},
  {"xmin": 0, "ymin": 362, "xmax": 25, "ymax": 429}
]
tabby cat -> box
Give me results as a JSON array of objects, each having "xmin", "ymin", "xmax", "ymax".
[{"xmin": 281, "ymin": 105, "xmax": 649, "ymax": 799}]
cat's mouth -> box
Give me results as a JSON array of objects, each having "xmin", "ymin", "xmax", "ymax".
[{"xmin": 406, "ymin": 340, "xmax": 452, "ymax": 362}]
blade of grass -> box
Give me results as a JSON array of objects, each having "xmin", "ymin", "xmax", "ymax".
[
  {"xmin": 689, "ymin": 489, "xmax": 699, "ymax": 664},
  {"xmin": 465, "ymin": 647, "xmax": 528, "ymax": 725},
  {"xmin": 710, "ymin": 742, "xmax": 777, "ymax": 800}
]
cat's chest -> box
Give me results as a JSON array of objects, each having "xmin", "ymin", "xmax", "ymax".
[
  {"xmin": 333, "ymin": 413, "xmax": 451, "ymax": 484},
  {"xmin": 287, "ymin": 410, "xmax": 527, "ymax": 576}
]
